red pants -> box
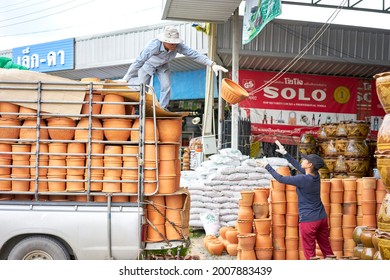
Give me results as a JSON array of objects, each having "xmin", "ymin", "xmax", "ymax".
[{"xmin": 299, "ymin": 217, "xmax": 334, "ymax": 260}]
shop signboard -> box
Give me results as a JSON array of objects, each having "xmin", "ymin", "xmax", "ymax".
[
  {"xmin": 12, "ymin": 38, "xmax": 74, "ymax": 72},
  {"xmin": 238, "ymin": 70, "xmax": 384, "ymax": 143}
]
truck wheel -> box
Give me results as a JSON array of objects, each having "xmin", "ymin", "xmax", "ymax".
[{"xmin": 8, "ymin": 236, "xmax": 70, "ymax": 260}]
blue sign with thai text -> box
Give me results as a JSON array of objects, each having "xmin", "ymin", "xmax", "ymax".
[{"xmin": 12, "ymin": 38, "xmax": 74, "ymax": 72}]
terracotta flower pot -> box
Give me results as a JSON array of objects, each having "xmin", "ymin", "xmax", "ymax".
[
  {"xmin": 253, "ymin": 188, "xmax": 270, "ymax": 203},
  {"xmin": 237, "ymin": 233, "xmax": 256, "ymax": 251},
  {"xmin": 236, "ymin": 219, "xmax": 253, "ymax": 234},
  {"xmin": 0, "ymin": 102, "xmax": 19, "ymax": 118},
  {"xmin": 238, "ymin": 206, "xmax": 254, "ymax": 220},
  {"xmin": 75, "ymin": 117, "xmax": 104, "ymax": 141},
  {"xmin": 253, "ymin": 218, "xmax": 271, "ymax": 234},
  {"xmin": 0, "ymin": 118, "xmax": 21, "ymax": 142},
  {"xmin": 101, "ymin": 94, "xmax": 126, "ymax": 116},
  {"xmin": 225, "ymin": 228, "xmax": 239, "ymax": 244},
  {"xmin": 156, "ymin": 118, "xmax": 182, "ymax": 143},
  {"xmin": 48, "ymin": 143, "xmax": 67, "ymax": 159},
  {"xmin": 19, "ymin": 119, "xmax": 49, "ymax": 142},
  {"xmin": 255, "ymin": 247, "xmax": 273, "ymax": 260},
  {"xmin": 252, "ymin": 202, "xmax": 269, "ymax": 219},
  {"xmin": 131, "ymin": 118, "xmax": 159, "ymax": 142},
  {"xmin": 103, "ymin": 118, "xmax": 132, "ymax": 141},
  {"xmin": 46, "ymin": 117, "xmax": 76, "ymax": 140},
  {"xmin": 240, "ymin": 191, "xmax": 255, "ymax": 206}
]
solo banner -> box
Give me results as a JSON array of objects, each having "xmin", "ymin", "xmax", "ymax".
[
  {"xmin": 242, "ymin": 0, "xmax": 282, "ymax": 45},
  {"xmin": 237, "ymin": 70, "xmax": 384, "ymax": 142}
]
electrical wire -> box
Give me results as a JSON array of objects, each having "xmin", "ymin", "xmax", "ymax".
[
  {"xmin": 0, "ymin": 0, "xmax": 95, "ymax": 29},
  {"xmin": 0, "ymin": 4, "xmax": 161, "ymax": 38},
  {"xmin": 0, "ymin": 0, "xmax": 52, "ymax": 14},
  {"xmin": 249, "ymin": 0, "xmax": 348, "ymax": 95}
]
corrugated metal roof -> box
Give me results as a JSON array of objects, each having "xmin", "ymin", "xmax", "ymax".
[
  {"xmin": 162, "ymin": 0, "xmax": 242, "ymax": 22},
  {"xmin": 6, "ymin": 18, "xmax": 387, "ymax": 81},
  {"xmin": 217, "ymin": 18, "xmax": 390, "ymax": 78}
]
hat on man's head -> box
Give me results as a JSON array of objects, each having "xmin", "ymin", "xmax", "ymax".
[
  {"xmin": 300, "ymin": 154, "xmax": 325, "ymax": 170},
  {"xmin": 157, "ymin": 26, "xmax": 183, "ymax": 44}
]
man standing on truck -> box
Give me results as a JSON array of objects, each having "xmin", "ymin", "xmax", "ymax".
[{"xmin": 122, "ymin": 26, "xmax": 228, "ymax": 110}]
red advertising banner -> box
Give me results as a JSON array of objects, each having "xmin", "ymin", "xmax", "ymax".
[{"xmin": 237, "ymin": 70, "xmax": 384, "ymax": 143}]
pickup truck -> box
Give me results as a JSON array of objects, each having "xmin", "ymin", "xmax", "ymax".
[{"xmin": 0, "ymin": 69, "xmax": 190, "ymax": 260}]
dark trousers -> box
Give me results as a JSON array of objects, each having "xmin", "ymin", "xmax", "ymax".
[{"xmin": 299, "ymin": 217, "xmax": 334, "ymax": 260}]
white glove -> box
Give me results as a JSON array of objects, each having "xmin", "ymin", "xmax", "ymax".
[
  {"xmin": 212, "ymin": 63, "xmax": 228, "ymax": 76},
  {"xmin": 113, "ymin": 79, "xmax": 127, "ymax": 83},
  {"xmin": 275, "ymin": 140, "xmax": 287, "ymax": 155},
  {"xmin": 255, "ymin": 157, "xmax": 269, "ymax": 168}
]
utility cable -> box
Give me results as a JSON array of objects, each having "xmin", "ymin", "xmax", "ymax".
[
  {"xmin": 0, "ymin": 0, "xmax": 95, "ymax": 29},
  {"xmin": 249, "ymin": 0, "xmax": 348, "ymax": 95}
]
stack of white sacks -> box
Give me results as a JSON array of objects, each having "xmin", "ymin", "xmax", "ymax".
[{"xmin": 180, "ymin": 148, "xmax": 290, "ymax": 230}]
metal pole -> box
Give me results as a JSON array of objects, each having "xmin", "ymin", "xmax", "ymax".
[
  {"xmin": 231, "ymin": 8, "xmax": 240, "ymax": 150},
  {"xmin": 202, "ymin": 23, "xmax": 217, "ymax": 137}
]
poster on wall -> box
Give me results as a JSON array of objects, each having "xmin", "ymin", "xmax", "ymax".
[{"xmin": 237, "ymin": 70, "xmax": 384, "ymax": 143}]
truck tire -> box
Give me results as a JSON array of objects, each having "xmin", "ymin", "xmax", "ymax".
[{"xmin": 8, "ymin": 236, "xmax": 70, "ymax": 260}]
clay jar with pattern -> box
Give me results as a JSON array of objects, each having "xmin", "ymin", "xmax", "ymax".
[
  {"xmin": 345, "ymin": 121, "xmax": 370, "ymax": 139},
  {"xmin": 374, "ymin": 72, "xmax": 390, "ymax": 113},
  {"xmin": 377, "ymin": 113, "xmax": 390, "ymax": 152},
  {"xmin": 378, "ymin": 193, "xmax": 390, "ymax": 233}
]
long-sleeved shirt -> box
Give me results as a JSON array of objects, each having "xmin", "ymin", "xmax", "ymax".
[
  {"xmin": 123, "ymin": 38, "xmax": 214, "ymax": 81},
  {"xmin": 265, "ymin": 153, "xmax": 327, "ymax": 223}
]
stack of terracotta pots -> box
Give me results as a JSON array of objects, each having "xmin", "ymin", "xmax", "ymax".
[
  {"xmin": 225, "ymin": 227, "xmax": 239, "ymax": 256},
  {"xmin": 146, "ymin": 195, "xmax": 166, "ymax": 242},
  {"xmin": 253, "ymin": 218, "xmax": 273, "ymax": 260},
  {"xmin": 236, "ymin": 190, "xmax": 256, "ymax": 260},
  {"xmin": 146, "ymin": 191, "xmax": 190, "ymax": 243},
  {"xmin": 342, "ymin": 178, "xmax": 357, "ymax": 257},
  {"xmin": 328, "ymin": 178, "xmax": 343, "ymax": 258},
  {"xmin": 322, "ymin": 177, "xmax": 384, "ymax": 259}
]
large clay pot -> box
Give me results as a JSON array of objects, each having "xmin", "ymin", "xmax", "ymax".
[
  {"xmin": 376, "ymin": 153, "xmax": 390, "ymax": 192},
  {"xmin": 345, "ymin": 158, "xmax": 370, "ymax": 178},
  {"xmin": 74, "ymin": 117, "xmax": 104, "ymax": 141},
  {"xmin": 156, "ymin": 118, "xmax": 182, "ymax": 142},
  {"xmin": 0, "ymin": 102, "xmax": 19, "ymax": 118},
  {"xmin": 101, "ymin": 94, "xmax": 126, "ymax": 116},
  {"xmin": 19, "ymin": 119, "xmax": 49, "ymax": 142},
  {"xmin": 131, "ymin": 118, "xmax": 159, "ymax": 142},
  {"xmin": 345, "ymin": 121, "xmax": 370, "ymax": 139},
  {"xmin": 0, "ymin": 117, "xmax": 21, "ymax": 142},
  {"xmin": 374, "ymin": 72, "xmax": 390, "ymax": 114},
  {"xmin": 344, "ymin": 139, "xmax": 370, "ymax": 158},
  {"xmin": 225, "ymin": 229, "xmax": 239, "ymax": 244},
  {"xmin": 377, "ymin": 113, "xmax": 390, "ymax": 152},
  {"xmin": 319, "ymin": 140, "xmax": 337, "ymax": 157},
  {"xmin": 378, "ymin": 193, "xmax": 390, "ymax": 233},
  {"xmin": 377, "ymin": 231, "xmax": 390, "ymax": 260},
  {"xmin": 103, "ymin": 118, "xmax": 132, "ymax": 141},
  {"xmin": 46, "ymin": 117, "xmax": 76, "ymax": 140}
]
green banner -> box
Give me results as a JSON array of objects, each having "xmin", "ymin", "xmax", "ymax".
[{"xmin": 242, "ymin": 0, "xmax": 282, "ymax": 45}]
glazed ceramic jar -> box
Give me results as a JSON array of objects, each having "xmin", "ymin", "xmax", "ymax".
[
  {"xmin": 345, "ymin": 121, "xmax": 370, "ymax": 139},
  {"xmin": 344, "ymin": 139, "xmax": 370, "ymax": 158},
  {"xmin": 378, "ymin": 193, "xmax": 390, "ymax": 233},
  {"xmin": 377, "ymin": 114, "xmax": 390, "ymax": 153},
  {"xmin": 374, "ymin": 72, "xmax": 390, "ymax": 113}
]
